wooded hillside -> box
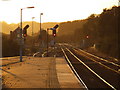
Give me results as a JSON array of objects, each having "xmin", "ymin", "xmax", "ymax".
[{"xmin": 57, "ymin": 6, "xmax": 119, "ymax": 59}]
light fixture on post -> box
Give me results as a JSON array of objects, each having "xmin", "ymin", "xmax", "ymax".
[
  {"xmin": 32, "ymin": 17, "xmax": 35, "ymax": 36},
  {"xmin": 20, "ymin": 6, "xmax": 34, "ymax": 62},
  {"xmin": 40, "ymin": 13, "xmax": 43, "ymax": 35},
  {"xmin": 39, "ymin": 13, "xmax": 43, "ymax": 53}
]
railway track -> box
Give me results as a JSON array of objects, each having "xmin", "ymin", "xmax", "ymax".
[
  {"xmin": 60, "ymin": 44, "xmax": 120, "ymax": 89},
  {"xmin": 72, "ymin": 48, "xmax": 120, "ymax": 74},
  {"xmin": 1, "ymin": 44, "xmax": 119, "ymax": 89},
  {"xmin": 64, "ymin": 44, "xmax": 120, "ymax": 72}
]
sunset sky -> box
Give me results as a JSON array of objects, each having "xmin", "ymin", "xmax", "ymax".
[{"xmin": 0, "ymin": 0, "xmax": 118, "ymax": 24}]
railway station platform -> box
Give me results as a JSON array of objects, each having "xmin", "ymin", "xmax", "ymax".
[{"xmin": 2, "ymin": 57, "xmax": 85, "ymax": 89}]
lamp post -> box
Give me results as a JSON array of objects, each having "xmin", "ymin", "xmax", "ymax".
[
  {"xmin": 40, "ymin": 13, "xmax": 43, "ymax": 35},
  {"xmin": 20, "ymin": 6, "xmax": 34, "ymax": 62},
  {"xmin": 32, "ymin": 17, "xmax": 35, "ymax": 52},
  {"xmin": 32, "ymin": 17, "xmax": 35, "ymax": 36},
  {"xmin": 39, "ymin": 13, "xmax": 43, "ymax": 53},
  {"xmin": 46, "ymin": 28, "xmax": 49, "ymax": 57}
]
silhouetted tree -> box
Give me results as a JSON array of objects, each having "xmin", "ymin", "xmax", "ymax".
[
  {"xmin": 57, "ymin": 6, "xmax": 119, "ymax": 59},
  {"xmin": 2, "ymin": 33, "xmax": 19, "ymax": 57}
]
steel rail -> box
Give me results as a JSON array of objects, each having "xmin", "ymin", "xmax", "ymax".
[
  {"xmin": 73, "ymin": 49, "xmax": 120, "ymax": 74},
  {"xmin": 66, "ymin": 48, "xmax": 116, "ymax": 90},
  {"xmin": 61, "ymin": 47, "xmax": 88, "ymax": 89}
]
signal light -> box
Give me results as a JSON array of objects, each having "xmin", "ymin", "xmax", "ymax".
[
  {"xmin": 22, "ymin": 25, "xmax": 29, "ymax": 37},
  {"xmin": 53, "ymin": 34, "xmax": 56, "ymax": 37},
  {"xmin": 23, "ymin": 29, "xmax": 27, "ymax": 37},
  {"xmin": 53, "ymin": 30, "xmax": 56, "ymax": 37},
  {"xmin": 86, "ymin": 35, "xmax": 89, "ymax": 39},
  {"xmin": 23, "ymin": 34, "xmax": 27, "ymax": 37}
]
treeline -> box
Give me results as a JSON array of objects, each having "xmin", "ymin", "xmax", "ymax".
[
  {"xmin": 1, "ymin": 21, "xmax": 58, "ymax": 35},
  {"xmin": 57, "ymin": 6, "xmax": 119, "ymax": 59},
  {"xmin": 2, "ymin": 29, "xmax": 51, "ymax": 57},
  {"xmin": 2, "ymin": 33, "xmax": 20, "ymax": 57},
  {"xmin": 2, "ymin": 31, "xmax": 41, "ymax": 57}
]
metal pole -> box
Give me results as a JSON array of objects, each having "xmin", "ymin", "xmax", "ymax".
[
  {"xmin": 32, "ymin": 18, "xmax": 33, "ymax": 36},
  {"xmin": 19, "ymin": 7, "xmax": 34, "ymax": 61},
  {"xmin": 20, "ymin": 9, "xmax": 23, "ymax": 62},
  {"xmin": 32, "ymin": 17, "xmax": 35, "ymax": 36},
  {"xmin": 46, "ymin": 28, "xmax": 49, "ymax": 57},
  {"xmin": 32, "ymin": 17, "xmax": 34, "ymax": 48},
  {"xmin": 39, "ymin": 13, "xmax": 42, "ymax": 53},
  {"xmin": 54, "ymin": 36, "xmax": 55, "ymax": 57},
  {"xmin": 40, "ymin": 13, "xmax": 43, "ymax": 34},
  {"xmin": 39, "ymin": 13, "xmax": 43, "ymax": 53},
  {"xmin": 40, "ymin": 14, "xmax": 41, "ymax": 34}
]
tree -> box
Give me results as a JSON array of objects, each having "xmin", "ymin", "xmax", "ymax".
[{"xmin": 2, "ymin": 33, "xmax": 19, "ymax": 57}]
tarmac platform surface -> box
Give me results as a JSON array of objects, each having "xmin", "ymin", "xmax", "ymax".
[{"xmin": 2, "ymin": 57, "xmax": 85, "ymax": 89}]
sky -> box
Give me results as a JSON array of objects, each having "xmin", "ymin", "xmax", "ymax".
[{"xmin": 0, "ymin": 0, "xmax": 118, "ymax": 24}]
